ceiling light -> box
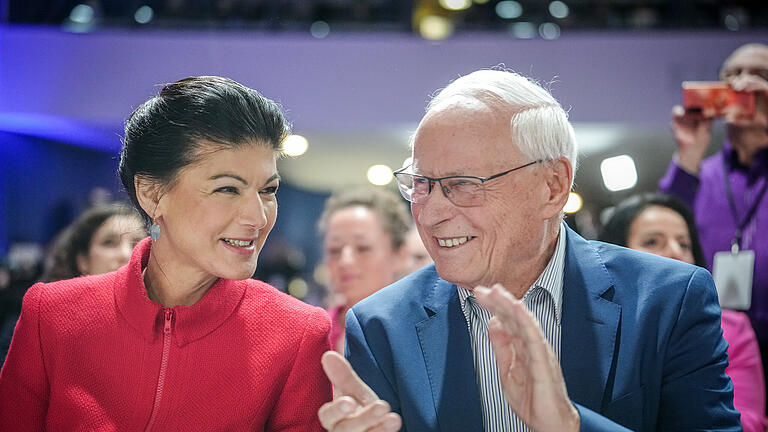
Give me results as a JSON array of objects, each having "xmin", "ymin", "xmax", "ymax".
[
  {"xmin": 440, "ymin": 0, "xmax": 472, "ymax": 11},
  {"xmin": 419, "ymin": 15, "xmax": 453, "ymax": 40},
  {"xmin": 509, "ymin": 22, "xmax": 536, "ymax": 39},
  {"xmin": 496, "ymin": 1, "xmax": 522, "ymax": 19},
  {"xmin": 548, "ymin": 1, "xmax": 569, "ymax": 19},
  {"xmin": 310, "ymin": 21, "xmax": 330, "ymax": 38},
  {"xmin": 600, "ymin": 155, "xmax": 638, "ymax": 192},
  {"xmin": 539, "ymin": 22, "xmax": 561, "ymax": 40},
  {"xmin": 134, "ymin": 6, "xmax": 153, "ymax": 24},
  {"xmin": 283, "ymin": 135, "xmax": 309, "ymax": 157},
  {"xmin": 69, "ymin": 4, "xmax": 94, "ymax": 24},
  {"xmin": 367, "ymin": 164, "xmax": 394, "ymax": 186},
  {"xmin": 564, "ymin": 192, "xmax": 582, "ymax": 214}
]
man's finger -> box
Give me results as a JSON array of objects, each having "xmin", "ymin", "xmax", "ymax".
[
  {"xmin": 318, "ymin": 396, "xmax": 360, "ymax": 430},
  {"xmin": 331, "ymin": 400, "xmax": 395, "ymax": 432},
  {"xmin": 476, "ymin": 285, "xmax": 555, "ymax": 370},
  {"xmin": 322, "ymin": 351, "xmax": 379, "ymax": 405},
  {"xmin": 729, "ymin": 75, "xmax": 768, "ymax": 93},
  {"xmin": 474, "ymin": 284, "xmax": 521, "ymax": 332},
  {"xmin": 367, "ymin": 413, "xmax": 403, "ymax": 432}
]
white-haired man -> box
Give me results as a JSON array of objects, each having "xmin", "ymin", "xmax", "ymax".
[{"xmin": 318, "ymin": 69, "xmax": 741, "ymax": 431}]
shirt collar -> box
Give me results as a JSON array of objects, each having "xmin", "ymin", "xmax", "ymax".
[
  {"xmin": 722, "ymin": 141, "xmax": 768, "ymax": 172},
  {"xmin": 457, "ymin": 222, "xmax": 566, "ymax": 325},
  {"xmin": 723, "ymin": 141, "xmax": 740, "ymax": 168}
]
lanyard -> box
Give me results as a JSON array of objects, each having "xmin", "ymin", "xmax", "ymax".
[{"xmin": 722, "ymin": 155, "xmax": 768, "ymax": 250}]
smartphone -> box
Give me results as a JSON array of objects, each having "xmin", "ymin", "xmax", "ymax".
[{"xmin": 682, "ymin": 81, "xmax": 755, "ymax": 118}]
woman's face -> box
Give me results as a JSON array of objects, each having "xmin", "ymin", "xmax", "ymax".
[
  {"xmin": 151, "ymin": 144, "xmax": 279, "ymax": 284},
  {"xmin": 405, "ymin": 227, "xmax": 432, "ymax": 272},
  {"xmin": 77, "ymin": 214, "xmax": 146, "ymax": 275},
  {"xmin": 324, "ymin": 205, "xmax": 405, "ymax": 307},
  {"xmin": 626, "ymin": 205, "xmax": 695, "ymax": 265}
]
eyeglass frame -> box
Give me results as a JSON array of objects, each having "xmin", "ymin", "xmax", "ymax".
[{"xmin": 393, "ymin": 159, "xmax": 544, "ymax": 207}]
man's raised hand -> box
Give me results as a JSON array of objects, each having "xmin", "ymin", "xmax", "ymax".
[{"xmin": 318, "ymin": 351, "xmax": 402, "ymax": 432}]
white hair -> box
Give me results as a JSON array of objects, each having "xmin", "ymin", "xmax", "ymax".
[{"xmin": 425, "ymin": 69, "xmax": 579, "ymax": 178}]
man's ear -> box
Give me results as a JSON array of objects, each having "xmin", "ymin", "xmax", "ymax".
[
  {"xmin": 542, "ymin": 157, "xmax": 573, "ymax": 219},
  {"xmin": 134, "ymin": 176, "xmax": 164, "ymax": 219}
]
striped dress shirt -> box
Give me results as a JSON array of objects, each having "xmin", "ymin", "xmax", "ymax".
[{"xmin": 458, "ymin": 223, "xmax": 565, "ymax": 432}]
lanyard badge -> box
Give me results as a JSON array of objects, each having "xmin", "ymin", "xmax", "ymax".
[
  {"xmin": 712, "ymin": 156, "xmax": 764, "ymax": 310},
  {"xmin": 713, "ymin": 244, "xmax": 754, "ymax": 310}
]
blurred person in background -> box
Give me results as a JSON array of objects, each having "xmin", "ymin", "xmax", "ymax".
[
  {"xmin": 404, "ymin": 223, "xmax": 433, "ymax": 272},
  {"xmin": 318, "ymin": 187, "xmax": 410, "ymax": 353},
  {"xmin": 0, "ymin": 76, "xmax": 331, "ymax": 430},
  {"xmin": 659, "ymin": 43, "xmax": 768, "ymax": 385},
  {"xmin": 41, "ymin": 202, "xmax": 146, "ymax": 282},
  {"xmin": 0, "ymin": 246, "xmax": 43, "ymax": 366},
  {"xmin": 600, "ymin": 192, "xmax": 767, "ymax": 432},
  {"xmin": 0, "ymin": 203, "xmax": 145, "ymax": 365}
]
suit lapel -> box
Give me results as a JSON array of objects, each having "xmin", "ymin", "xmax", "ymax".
[
  {"xmin": 560, "ymin": 226, "xmax": 621, "ymax": 412},
  {"xmin": 416, "ymin": 276, "xmax": 484, "ymax": 432}
]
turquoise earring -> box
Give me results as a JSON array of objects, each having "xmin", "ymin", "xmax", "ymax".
[{"xmin": 150, "ymin": 223, "xmax": 161, "ymax": 241}]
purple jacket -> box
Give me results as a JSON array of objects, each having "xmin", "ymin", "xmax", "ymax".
[{"xmin": 660, "ymin": 142, "xmax": 768, "ymax": 342}]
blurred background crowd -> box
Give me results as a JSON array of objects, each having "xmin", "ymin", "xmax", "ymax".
[
  {"xmin": 1, "ymin": 0, "xmax": 767, "ymax": 370},
  {"xmin": 7, "ymin": 0, "xmax": 768, "ymax": 33}
]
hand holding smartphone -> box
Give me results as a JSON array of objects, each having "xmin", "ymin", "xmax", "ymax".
[{"xmin": 682, "ymin": 81, "xmax": 755, "ymax": 118}]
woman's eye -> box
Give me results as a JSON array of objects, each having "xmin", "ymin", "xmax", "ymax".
[
  {"xmin": 215, "ymin": 186, "xmax": 239, "ymax": 194},
  {"xmin": 101, "ymin": 237, "xmax": 118, "ymax": 247},
  {"xmin": 261, "ymin": 186, "xmax": 278, "ymax": 196},
  {"xmin": 642, "ymin": 238, "xmax": 659, "ymax": 248}
]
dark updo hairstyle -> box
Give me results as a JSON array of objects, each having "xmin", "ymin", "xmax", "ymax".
[
  {"xmin": 318, "ymin": 187, "xmax": 411, "ymax": 251},
  {"xmin": 598, "ymin": 192, "xmax": 707, "ymax": 267},
  {"xmin": 41, "ymin": 203, "xmax": 143, "ymax": 282},
  {"xmin": 119, "ymin": 76, "xmax": 290, "ymax": 224}
]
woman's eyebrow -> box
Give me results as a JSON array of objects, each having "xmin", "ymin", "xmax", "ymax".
[{"xmin": 209, "ymin": 173, "xmax": 248, "ymax": 184}]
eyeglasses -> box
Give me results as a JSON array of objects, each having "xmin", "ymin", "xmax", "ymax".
[{"xmin": 393, "ymin": 160, "xmax": 542, "ymax": 207}]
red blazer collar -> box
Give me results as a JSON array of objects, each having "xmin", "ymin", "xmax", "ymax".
[{"xmin": 114, "ymin": 238, "xmax": 246, "ymax": 346}]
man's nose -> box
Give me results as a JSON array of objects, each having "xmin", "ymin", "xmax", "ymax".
[{"xmin": 415, "ymin": 181, "xmax": 454, "ymax": 227}]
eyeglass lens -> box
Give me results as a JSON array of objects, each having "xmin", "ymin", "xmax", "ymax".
[{"xmin": 398, "ymin": 175, "xmax": 485, "ymax": 207}]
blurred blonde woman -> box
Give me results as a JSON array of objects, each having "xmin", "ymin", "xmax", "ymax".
[{"xmin": 319, "ymin": 187, "xmax": 410, "ymax": 352}]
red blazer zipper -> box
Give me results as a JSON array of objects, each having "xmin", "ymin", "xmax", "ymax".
[{"xmin": 145, "ymin": 308, "xmax": 173, "ymax": 432}]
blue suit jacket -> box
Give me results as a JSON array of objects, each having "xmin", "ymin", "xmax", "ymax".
[{"xmin": 345, "ymin": 226, "xmax": 741, "ymax": 431}]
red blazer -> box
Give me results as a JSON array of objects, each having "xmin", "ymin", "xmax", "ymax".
[{"xmin": 0, "ymin": 238, "xmax": 331, "ymax": 431}]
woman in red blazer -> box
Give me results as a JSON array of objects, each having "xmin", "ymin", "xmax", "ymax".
[{"xmin": 0, "ymin": 76, "xmax": 332, "ymax": 431}]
